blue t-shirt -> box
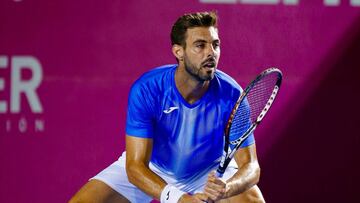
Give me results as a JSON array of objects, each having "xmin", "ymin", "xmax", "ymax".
[{"xmin": 126, "ymin": 64, "xmax": 254, "ymax": 182}]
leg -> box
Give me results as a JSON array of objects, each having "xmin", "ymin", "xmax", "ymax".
[
  {"xmin": 69, "ymin": 179, "xmax": 130, "ymax": 203},
  {"xmin": 70, "ymin": 154, "xmax": 153, "ymax": 203},
  {"xmin": 217, "ymin": 185, "xmax": 265, "ymax": 203}
]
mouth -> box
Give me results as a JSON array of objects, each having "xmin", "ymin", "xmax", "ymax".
[{"xmin": 202, "ymin": 61, "xmax": 216, "ymax": 69}]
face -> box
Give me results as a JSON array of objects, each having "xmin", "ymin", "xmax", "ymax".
[{"xmin": 181, "ymin": 26, "xmax": 220, "ymax": 81}]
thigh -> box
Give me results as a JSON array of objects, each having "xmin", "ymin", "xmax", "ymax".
[
  {"xmin": 71, "ymin": 155, "xmax": 153, "ymax": 203},
  {"xmin": 217, "ymin": 185, "xmax": 265, "ymax": 203},
  {"xmin": 69, "ymin": 179, "xmax": 130, "ymax": 203}
]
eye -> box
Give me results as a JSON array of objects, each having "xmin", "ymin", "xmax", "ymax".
[
  {"xmin": 195, "ymin": 43, "xmax": 205, "ymax": 48},
  {"xmin": 213, "ymin": 42, "xmax": 220, "ymax": 49}
]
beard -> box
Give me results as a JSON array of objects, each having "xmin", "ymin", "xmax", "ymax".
[{"xmin": 183, "ymin": 55, "xmax": 216, "ymax": 82}]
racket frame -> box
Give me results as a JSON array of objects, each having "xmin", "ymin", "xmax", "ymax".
[{"xmin": 216, "ymin": 68, "xmax": 282, "ymax": 177}]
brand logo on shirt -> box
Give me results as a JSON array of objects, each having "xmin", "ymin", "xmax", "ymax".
[
  {"xmin": 163, "ymin": 106, "xmax": 179, "ymax": 114},
  {"xmin": 166, "ymin": 191, "xmax": 170, "ymax": 200}
]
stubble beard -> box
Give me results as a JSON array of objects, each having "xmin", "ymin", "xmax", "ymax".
[{"xmin": 183, "ymin": 56, "xmax": 215, "ymax": 82}]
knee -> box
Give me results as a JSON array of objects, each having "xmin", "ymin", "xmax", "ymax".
[
  {"xmin": 253, "ymin": 196, "xmax": 266, "ymax": 203},
  {"xmin": 68, "ymin": 194, "xmax": 83, "ymax": 203},
  {"xmin": 246, "ymin": 185, "xmax": 266, "ymax": 203},
  {"xmin": 68, "ymin": 192, "xmax": 92, "ymax": 203},
  {"xmin": 229, "ymin": 185, "xmax": 265, "ymax": 203},
  {"xmin": 68, "ymin": 196, "xmax": 78, "ymax": 203}
]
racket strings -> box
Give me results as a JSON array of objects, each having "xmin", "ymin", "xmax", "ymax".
[
  {"xmin": 228, "ymin": 72, "xmax": 279, "ymax": 142},
  {"xmin": 247, "ymin": 73, "xmax": 279, "ymax": 121}
]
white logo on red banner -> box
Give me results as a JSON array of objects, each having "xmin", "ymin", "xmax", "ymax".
[{"xmin": 0, "ymin": 55, "xmax": 45, "ymax": 134}]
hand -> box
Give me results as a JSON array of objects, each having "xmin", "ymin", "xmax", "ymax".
[
  {"xmin": 203, "ymin": 171, "xmax": 227, "ymax": 202},
  {"xmin": 178, "ymin": 193, "xmax": 209, "ymax": 203}
]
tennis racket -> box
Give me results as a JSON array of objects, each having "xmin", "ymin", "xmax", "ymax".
[{"xmin": 216, "ymin": 67, "xmax": 283, "ymax": 177}]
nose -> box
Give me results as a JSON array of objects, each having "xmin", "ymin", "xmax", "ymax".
[{"xmin": 207, "ymin": 44, "xmax": 216, "ymax": 58}]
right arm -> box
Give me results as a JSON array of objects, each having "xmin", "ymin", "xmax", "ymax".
[
  {"xmin": 125, "ymin": 135, "xmax": 206, "ymax": 202},
  {"xmin": 125, "ymin": 78, "xmax": 207, "ymax": 202},
  {"xmin": 125, "ymin": 135, "xmax": 166, "ymax": 199}
]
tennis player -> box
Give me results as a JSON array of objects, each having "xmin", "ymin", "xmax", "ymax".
[{"xmin": 70, "ymin": 11, "xmax": 265, "ymax": 203}]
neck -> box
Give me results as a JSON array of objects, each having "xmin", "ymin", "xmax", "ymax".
[{"xmin": 175, "ymin": 64, "xmax": 210, "ymax": 104}]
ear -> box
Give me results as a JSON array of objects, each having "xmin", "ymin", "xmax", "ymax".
[{"xmin": 172, "ymin": 44, "xmax": 184, "ymax": 61}]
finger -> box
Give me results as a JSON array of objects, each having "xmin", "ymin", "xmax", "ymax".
[
  {"xmin": 207, "ymin": 171, "xmax": 216, "ymax": 178},
  {"xmin": 204, "ymin": 185, "xmax": 223, "ymax": 200},
  {"xmin": 208, "ymin": 177, "xmax": 226, "ymax": 189},
  {"xmin": 204, "ymin": 183, "xmax": 226, "ymax": 201},
  {"xmin": 204, "ymin": 185, "xmax": 225, "ymax": 197},
  {"xmin": 194, "ymin": 193, "xmax": 207, "ymax": 200},
  {"xmin": 207, "ymin": 172, "xmax": 225, "ymax": 185},
  {"xmin": 203, "ymin": 191, "xmax": 216, "ymax": 201},
  {"xmin": 205, "ymin": 180, "xmax": 226, "ymax": 193},
  {"xmin": 207, "ymin": 176, "xmax": 224, "ymax": 186}
]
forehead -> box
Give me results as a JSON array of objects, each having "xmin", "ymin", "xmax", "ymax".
[{"xmin": 185, "ymin": 26, "xmax": 219, "ymax": 43}]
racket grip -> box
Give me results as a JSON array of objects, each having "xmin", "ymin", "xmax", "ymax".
[{"xmin": 215, "ymin": 170, "xmax": 224, "ymax": 178}]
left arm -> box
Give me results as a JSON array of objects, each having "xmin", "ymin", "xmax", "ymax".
[
  {"xmin": 204, "ymin": 144, "xmax": 260, "ymax": 201},
  {"xmin": 225, "ymin": 143, "xmax": 260, "ymax": 196}
]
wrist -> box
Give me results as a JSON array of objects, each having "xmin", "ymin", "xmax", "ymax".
[
  {"xmin": 160, "ymin": 184, "xmax": 186, "ymax": 203},
  {"xmin": 224, "ymin": 180, "xmax": 238, "ymax": 199},
  {"xmin": 178, "ymin": 193, "xmax": 191, "ymax": 202}
]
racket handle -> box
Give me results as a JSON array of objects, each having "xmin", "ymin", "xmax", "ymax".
[{"xmin": 215, "ymin": 170, "xmax": 224, "ymax": 178}]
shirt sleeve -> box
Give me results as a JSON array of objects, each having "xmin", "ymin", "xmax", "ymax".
[
  {"xmin": 125, "ymin": 81, "xmax": 155, "ymax": 138},
  {"xmin": 240, "ymin": 133, "xmax": 255, "ymax": 148}
]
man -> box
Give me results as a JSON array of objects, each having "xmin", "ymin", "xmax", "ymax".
[{"xmin": 70, "ymin": 11, "xmax": 265, "ymax": 203}]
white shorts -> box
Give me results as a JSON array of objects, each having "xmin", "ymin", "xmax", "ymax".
[{"xmin": 91, "ymin": 152, "xmax": 238, "ymax": 203}]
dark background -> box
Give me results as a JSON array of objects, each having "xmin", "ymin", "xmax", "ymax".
[{"xmin": 0, "ymin": 1, "xmax": 359, "ymax": 202}]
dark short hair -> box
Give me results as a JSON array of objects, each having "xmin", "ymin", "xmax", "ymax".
[{"xmin": 171, "ymin": 11, "xmax": 218, "ymax": 47}]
